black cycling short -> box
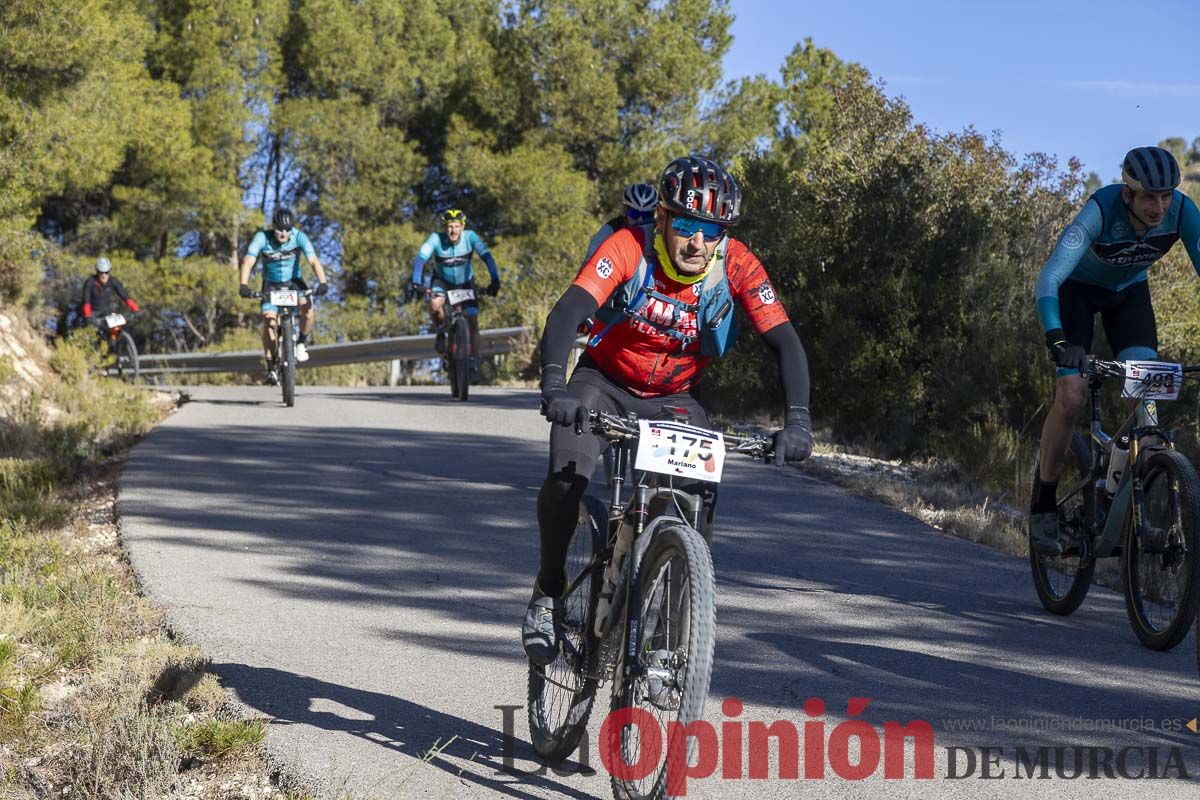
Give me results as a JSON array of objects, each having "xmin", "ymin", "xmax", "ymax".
[{"xmin": 1058, "ymin": 278, "xmax": 1157, "ymax": 356}]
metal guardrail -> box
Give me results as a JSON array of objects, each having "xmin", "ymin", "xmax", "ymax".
[{"xmin": 134, "ymin": 326, "xmax": 532, "ymax": 376}]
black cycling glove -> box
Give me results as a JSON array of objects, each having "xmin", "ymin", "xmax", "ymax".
[
  {"xmin": 239, "ymin": 284, "xmax": 254, "ymax": 298},
  {"xmin": 486, "ymin": 279, "xmax": 500, "ymax": 297},
  {"xmin": 1045, "ymin": 328, "xmax": 1087, "ymax": 371},
  {"xmin": 540, "ymin": 368, "xmax": 587, "ymax": 428},
  {"xmin": 772, "ymin": 406, "xmax": 814, "ymax": 466},
  {"xmin": 313, "ymin": 282, "xmax": 330, "ymax": 297}
]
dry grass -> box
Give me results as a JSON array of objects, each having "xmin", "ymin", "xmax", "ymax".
[{"xmin": 0, "ymin": 314, "xmax": 307, "ymax": 799}]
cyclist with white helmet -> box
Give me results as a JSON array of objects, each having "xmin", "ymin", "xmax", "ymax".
[
  {"xmin": 1031, "ymin": 145, "xmax": 1200, "ymax": 555},
  {"xmin": 238, "ymin": 208, "xmax": 330, "ymax": 385},
  {"xmin": 581, "ymin": 182, "xmax": 659, "ymax": 264},
  {"xmin": 80, "ymin": 257, "xmax": 141, "ymax": 326}
]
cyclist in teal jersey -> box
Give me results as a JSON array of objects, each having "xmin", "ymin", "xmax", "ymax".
[
  {"xmin": 239, "ymin": 208, "xmax": 330, "ymax": 385},
  {"xmin": 1031, "ymin": 146, "xmax": 1200, "ymax": 555},
  {"xmin": 409, "ymin": 209, "xmax": 500, "ymax": 374}
]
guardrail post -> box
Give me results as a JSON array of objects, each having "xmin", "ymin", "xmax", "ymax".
[{"xmin": 389, "ymin": 358, "xmax": 401, "ymax": 387}]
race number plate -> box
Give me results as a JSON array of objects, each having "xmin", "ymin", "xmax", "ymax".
[
  {"xmin": 445, "ymin": 288, "xmax": 476, "ymax": 305},
  {"xmin": 1122, "ymin": 361, "xmax": 1182, "ymax": 401},
  {"xmin": 268, "ymin": 290, "xmax": 299, "ymax": 307},
  {"xmin": 103, "ymin": 313, "xmax": 126, "ymax": 327},
  {"xmin": 634, "ymin": 420, "xmax": 726, "ymax": 483}
]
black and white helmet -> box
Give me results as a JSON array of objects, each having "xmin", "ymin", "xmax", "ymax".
[
  {"xmin": 659, "ymin": 156, "xmax": 742, "ymax": 225},
  {"xmin": 622, "ymin": 183, "xmax": 659, "ymax": 213},
  {"xmin": 1122, "ymin": 146, "xmax": 1180, "ymax": 193},
  {"xmin": 272, "ymin": 207, "xmax": 296, "ymax": 230}
]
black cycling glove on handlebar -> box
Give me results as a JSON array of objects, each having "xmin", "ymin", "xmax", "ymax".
[
  {"xmin": 773, "ymin": 406, "xmax": 813, "ymax": 466},
  {"xmin": 540, "ymin": 367, "xmax": 587, "ymax": 429},
  {"xmin": 1045, "ymin": 328, "xmax": 1087, "ymax": 371},
  {"xmin": 239, "ymin": 284, "xmax": 254, "ymax": 298},
  {"xmin": 313, "ymin": 282, "xmax": 329, "ymax": 297}
]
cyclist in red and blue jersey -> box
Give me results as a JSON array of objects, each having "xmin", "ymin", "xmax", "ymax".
[
  {"xmin": 238, "ymin": 208, "xmax": 330, "ymax": 385},
  {"xmin": 410, "ymin": 209, "xmax": 500, "ymax": 375},
  {"xmin": 1032, "ymin": 146, "xmax": 1200, "ymax": 555},
  {"xmin": 521, "ymin": 156, "xmax": 815, "ymax": 665}
]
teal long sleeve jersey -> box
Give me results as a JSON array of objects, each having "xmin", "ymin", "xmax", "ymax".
[
  {"xmin": 411, "ymin": 230, "xmax": 499, "ymax": 287},
  {"xmin": 1035, "ymin": 184, "xmax": 1200, "ymax": 332}
]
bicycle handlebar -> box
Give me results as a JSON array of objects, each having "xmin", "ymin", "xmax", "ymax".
[
  {"xmin": 584, "ymin": 409, "xmax": 775, "ymax": 461},
  {"xmin": 1086, "ymin": 356, "xmax": 1200, "ymax": 379},
  {"xmin": 249, "ymin": 287, "xmax": 316, "ymax": 301}
]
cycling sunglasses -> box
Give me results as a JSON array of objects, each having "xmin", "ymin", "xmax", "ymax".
[
  {"xmin": 669, "ymin": 214, "xmax": 725, "ymax": 242},
  {"xmin": 625, "ymin": 208, "xmax": 655, "ymax": 224}
]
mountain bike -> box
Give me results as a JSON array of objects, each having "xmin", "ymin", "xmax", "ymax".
[
  {"xmin": 442, "ymin": 285, "xmax": 478, "ymax": 401},
  {"xmin": 1030, "ymin": 357, "xmax": 1200, "ymax": 651},
  {"xmin": 250, "ymin": 285, "xmax": 312, "ymax": 408},
  {"xmin": 98, "ymin": 312, "xmax": 139, "ymax": 381},
  {"xmin": 527, "ymin": 408, "xmax": 772, "ymax": 799}
]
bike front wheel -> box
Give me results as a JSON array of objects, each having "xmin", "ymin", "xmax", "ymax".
[
  {"xmin": 451, "ymin": 315, "xmax": 470, "ymax": 402},
  {"xmin": 1122, "ymin": 448, "xmax": 1200, "ymax": 651},
  {"xmin": 280, "ymin": 316, "xmax": 296, "ymax": 408},
  {"xmin": 1029, "ymin": 432, "xmax": 1096, "ymax": 615},
  {"xmin": 528, "ymin": 495, "xmax": 607, "ymax": 762},
  {"xmin": 608, "ymin": 522, "xmax": 715, "ymax": 800},
  {"xmin": 115, "ymin": 331, "xmax": 139, "ymax": 382}
]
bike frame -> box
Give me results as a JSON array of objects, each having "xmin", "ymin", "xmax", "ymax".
[
  {"xmin": 603, "ymin": 421, "xmax": 706, "ymax": 685},
  {"xmin": 1059, "ymin": 360, "xmax": 1198, "ymax": 559}
]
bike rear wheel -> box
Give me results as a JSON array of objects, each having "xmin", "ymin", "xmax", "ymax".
[
  {"xmin": 280, "ymin": 316, "xmax": 296, "ymax": 407},
  {"xmin": 1122, "ymin": 448, "xmax": 1200, "ymax": 650},
  {"xmin": 1029, "ymin": 433, "xmax": 1095, "ymax": 615},
  {"xmin": 450, "ymin": 314, "xmax": 470, "ymax": 401},
  {"xmin": 115, "ymin": 331, "xmax": 139, "ymax": 382},
  {"xmin": 608, "ymin": 522, "xmax": 715, "ymax": 800},
  {"xmin": 528, "ymin": 496, "xmax": 607, "ymax": 762}
]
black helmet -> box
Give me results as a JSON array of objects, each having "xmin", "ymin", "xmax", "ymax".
[
  {"xmin": 272, "ymin": 208, "xmax": 295, "ymax": 230},
  {"xmin": 659, "ymin": 156, "xmax": 742, "ymax": 225},
  {"xmin": 1121, "ymin": 146, "xmax": 1180, "ymax": 193}
]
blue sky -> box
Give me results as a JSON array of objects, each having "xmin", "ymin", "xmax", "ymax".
[{"xmin": 724, "ymin": 0, "xmax": 1199, "ymax": 179}]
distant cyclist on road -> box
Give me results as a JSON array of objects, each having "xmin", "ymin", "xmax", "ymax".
[
  {"xmin": 521, "ymin": 156, "xmax": 815, "ymax": 665},
  {"xmin": 238, "ymin": 208, "xmax": 330, "ymax": 386},
  {"xmin": 409, "ymin": 209, "xmax": 500, "ymax": 377},
  {"xmin": 581, "ymin": 182, "xmax": 659, "ymax": 264},
  {"xmin": 1031, "ymin": 145, "xmax": 1200, "ymax": 556},
  {"xmin": 80, "ymin": 257, "xmax": 141, "ymax": 328}
]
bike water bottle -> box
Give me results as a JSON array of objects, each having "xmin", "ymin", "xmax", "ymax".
[{"xmin": 1105, "ymin": 436, "xmax": 1130, "ymax": 494}]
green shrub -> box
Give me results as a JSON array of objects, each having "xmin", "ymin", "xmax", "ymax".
[{"xmin": 177, "ymin": 718, "xmax": 266, "ymax": 760}]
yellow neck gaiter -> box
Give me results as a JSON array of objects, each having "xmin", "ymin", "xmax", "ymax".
[{"xmin": 653, "ymin": 232, "xmax": 719, "ymax": 285}]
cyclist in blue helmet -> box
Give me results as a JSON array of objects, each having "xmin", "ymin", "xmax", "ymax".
[{"xmin": 1031, "ymin": 146, "xmax": 1200, "ymax": 555}]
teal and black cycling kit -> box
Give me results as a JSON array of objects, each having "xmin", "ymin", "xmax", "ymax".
[
  {"xmin": 1035, "ymin": 185, "xmax": 1200, "ymax": 374},
  {"xmin": 411, "ymin": 230, "xmax": 499, "ymax": 316},
  {"xmin": 245, "ymin": 228, "xmax": 318, "ymax": 312}
]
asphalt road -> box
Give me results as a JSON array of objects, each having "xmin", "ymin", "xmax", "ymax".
[{"xmin": 120, "ymin": 386, "xmax": 1200, "ymax": 799}]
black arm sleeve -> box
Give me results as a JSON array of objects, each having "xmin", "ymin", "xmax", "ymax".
[
  {"xmin": 540, "ymin": 285, "xmax": 600, "ymax": 382},
  {"xmin": 761, "ymin": 321, "xmax": 811, "ymax": 410}
]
